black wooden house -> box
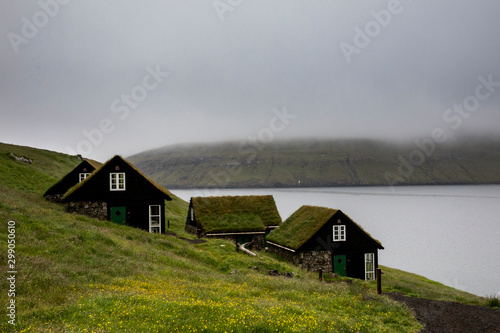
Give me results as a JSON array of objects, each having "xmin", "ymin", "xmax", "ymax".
[
  {"xmin": 62, "ymin": 155, "xmax": 172, "ymax": 234},
  {"xmin": 266, "ymin": 205, "xmax": 384, "ymax": 280},
  {"xmin": 44, "ymin": 159, "xmax": 101, "ymax": 202}
]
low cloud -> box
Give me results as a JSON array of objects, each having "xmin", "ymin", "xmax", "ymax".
[{"xmin": 1, "ymin": 1, "xmax": 500, "ymax": 161}]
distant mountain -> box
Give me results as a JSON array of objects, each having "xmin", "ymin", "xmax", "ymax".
[{"xmin": 128, "ymin": 138, "xmax": 500, "ymax": 189}]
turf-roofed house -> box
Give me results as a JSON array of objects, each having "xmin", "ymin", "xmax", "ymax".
[
  {"xmin": 44, "ymin": 158, "xmax": 102, "ymax": 202},
  {"xmin": 266, "ymin": 205, "xmax": 384, "ymax": 280},
  {"xmin": 185, "ymin": 195, "xmax": 282, "ymax": 250},
  {"xmin": 61, "ymin": 155, "xmax": 173, "ymax": 234}
]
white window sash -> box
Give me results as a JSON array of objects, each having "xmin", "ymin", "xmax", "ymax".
[
  {"xmin": 149, "ymin": 205, "xmax": 161, "ymax": 233},
  {"xmin": 79, "ymin": 173, "xmax": 90, "ymax": 182},
  {"xmin": 365, "ymin": 253, "xmax": 375, "ymax": 280},
  {"xmin": 110, "ymin": 173, "xmax": 126, "ymax": 191},
  {"xmin": 333, "ymin": 225, "xmax": 346, "ymax": 241}
]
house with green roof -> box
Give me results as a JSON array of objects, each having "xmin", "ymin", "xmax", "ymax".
[
  {"xmin": 61, "ymin": 155, "xmax": 173, "ymax": 234},
  {"xmin": 266, "ymin": 205, "xmax": 384, "ymax": 280},
  {"xmin": 44, "ymin": 158, "xmax": 102, "ymax": 202},
  {"xmin": 185, "ymin": 195, "xmax": 282, "ymax": 250}
]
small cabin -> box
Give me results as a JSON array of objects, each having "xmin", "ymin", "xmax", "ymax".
[
  {"xmin": 266, "ymin": 205, "xmax": 384, "ymax": 280},
  {"xmin": 61, "ymin": 155, "xmax": 172, "ymax": 234},
  {"xmin": 44, "ymin": 159, "xmax": 101, "ymax": 202},
  {"xmin": 185, "ymin": 195, "xmax": 281, "ymax": 250}
]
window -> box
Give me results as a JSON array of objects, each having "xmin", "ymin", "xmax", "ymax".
[
  {"xmin": 190, "ymin": 207, "xmax": 194, "ymax": 221},
  {"xmin": 110, "ymin": 173, "xmax": 126, "ymax": 191},
  {"xmin": 365, "ymin": 253, "xmax": 375, "ymax": 280},
  {"xmin": 333, "ymin": 225, "xmax": 346, "ymax": 241},
  {"xmin": 149, "ymin": 205, "xmax": 161, "ymax": 233},
  {"xmin": 79, "ymin": 173, "xmax": 90, "ymax": 182}
]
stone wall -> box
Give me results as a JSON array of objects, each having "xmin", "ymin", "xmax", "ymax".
[
  {"xmin": 299, "ymin": 250, "xmax": 332, "ymax": 273},
  {"xmin": 44, "ymin": 194, "xmax": 63, "ymax": 203},
  {"xmin": 267, "ymin": 245, "xmax": 332, "ymax": 273},
  {"xmin": 252, "ymin": 235, "xmax": 265, "ymax": 251},
  {"xmin": 185, "ymin": 224, "xmax": 199, "ymax": 235},
  {"xmin": 66, "ymin": 201, "xmax": 108, "ymax": 220}
]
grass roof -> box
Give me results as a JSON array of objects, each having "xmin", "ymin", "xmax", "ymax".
[
  {"xmin": 84, "ymin": 158, "xmax": 102, "ymax": 170},
  {"xmin": 267, "ymin": 205, "xmax": 383, "ymax": 250},
  {"xmin": 44, "ymin": 159, "xmax": 103, "ymax": 196},
  {"xmin": 62, "ymin": 155, "xmax": 172, "ymax": 201},
  {"xmin": 266, "ymin": 205, "xmax": 337, "ymax": 250},
  {"xmin": 192, "ymin": 195, "xmax": 281, "ymax": 234}
]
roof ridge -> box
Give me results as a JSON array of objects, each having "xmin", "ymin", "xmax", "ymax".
[
  {"xmin": 267, "ymin": 205, "xmax": 385, "ymax": 250},
  {"xmin": 62, "ymin": 155, "xmax": 172, "ymax": 200}
]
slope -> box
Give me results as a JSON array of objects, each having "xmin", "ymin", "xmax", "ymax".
[
  {"xmin": 0, "ymin": 142, "xmax": 492, "ymax": 332},
  {"xmin": 128, "ymin": 138, "xmax": 500, "ymax": 189}
]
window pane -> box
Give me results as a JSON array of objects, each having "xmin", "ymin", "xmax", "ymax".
[
  {"xmin": 150, "ymin": 205, "xmax": 160, "ymax": 215},
  {"xmin": 150, "ymin": 217, "xmax": 160, "ymax": 226},
  {"xmin": 333, "ymin": 225, "xmax": 346, "ymax": 241},
  {"xmin": 110, "ymin": 173, "xmax": 126, "ymax": 190},
  {"xmin": 365, "ymin": 253, "xmax": 375, "ymax": 280}
]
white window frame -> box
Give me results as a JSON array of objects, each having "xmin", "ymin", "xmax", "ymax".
[
  {"xmin": 110, "ymin": 173, "xmax": 126, "ymax": 191},
  {"xmin": 149, "ymin": 205, "xmax": 161, "ymax": 234},
  {"xmin": 333, "ymin": 225, "xmax": 346, "ymax": 241},
  {"xmin": 79, "ymin": 173, "xmax": 90, "ymax": 182},
  {"xmin": 365, "ymin": 253, "xmax": 375, "ymax": 281}
]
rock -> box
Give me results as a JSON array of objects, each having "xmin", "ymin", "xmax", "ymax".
[{"xmin": 268, "ymin": 269, "xmax": 281, "ymax": 276}]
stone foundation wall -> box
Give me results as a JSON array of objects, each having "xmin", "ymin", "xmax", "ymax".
[
  {"xmin": 299, "ymin": 250, "xmax": 332, "ymax": 273},
  {"xmin": 185, "ymin": 224, "xmax": 199, "ymax": 235},
  {"xmin": 66, "ymin": 201, "xmax": 108, "ymax": 220},
  {"xmin": 267, "ymin": 245, "xmax": 332, "ymax": 273},
  {"xmin": 44, "ymin": 194, "xmax": 63, "ymax": 203},
  {"xmin": 252, "ymin": 235, "xmax": 265, "ymax": 251}
]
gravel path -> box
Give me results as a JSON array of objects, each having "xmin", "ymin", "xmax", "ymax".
[{"xmin": 388, "ymin": 293, "xmax": 500, "ymax": 333}]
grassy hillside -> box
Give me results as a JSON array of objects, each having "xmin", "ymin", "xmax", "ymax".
[
  {"xmin": 0, "ymin": 142, "xmax": 492, "ymax": 332},
  {"xmin": 128, "ymin": 138, "xmax": 500, "ymax": 189}
]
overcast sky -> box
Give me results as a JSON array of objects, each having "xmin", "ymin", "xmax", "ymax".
[{"xmin": 1, "ymin": 0, "xmax": 500, "ymax": 161}]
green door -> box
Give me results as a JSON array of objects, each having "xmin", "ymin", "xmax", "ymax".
[
  {"xmin": 333, "ymin": 255, "xmax": 347, "ymax": 277},
  {"xmin": 110, "ymin": 207, "xmax": 126, "ymax": 225}
]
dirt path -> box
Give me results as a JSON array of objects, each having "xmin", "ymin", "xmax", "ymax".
[{"xmin": 388, "ymin": 293, "xmax": 500, "ymax": 333}]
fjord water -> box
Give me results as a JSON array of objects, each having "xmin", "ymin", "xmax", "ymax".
[{"xmin": 174, "ymin": 185, "xmax": 500, "ymax": 297}]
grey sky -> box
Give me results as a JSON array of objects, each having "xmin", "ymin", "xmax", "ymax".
[{"xmin": 1, "ymin": 0, "xmax": 500, "ymax": 161}]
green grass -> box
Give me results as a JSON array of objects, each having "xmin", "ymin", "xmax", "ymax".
[
  {"xmin": 202, "ymin": 213, "xmax": 264, "ymax": 233},
  {"xmin": 370, "ymin": 266, "xmax": 484, "ymax": 305},
  {"xmin": 0, "ymin": 188, "xmax": 421, "ymax": 332},
  {"xmin": 0, "ymin": 142, "xmax": 495, "ymax": 332}
]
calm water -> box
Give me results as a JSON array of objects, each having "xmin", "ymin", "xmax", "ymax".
[{"xmin": 174, "ymin": 185, "xmax": 500, "ymax": 297}]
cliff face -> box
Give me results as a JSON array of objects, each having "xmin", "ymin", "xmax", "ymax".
[{"xmin": 128, "ymin": 138, "xmax": 500, "ymax": 188}]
